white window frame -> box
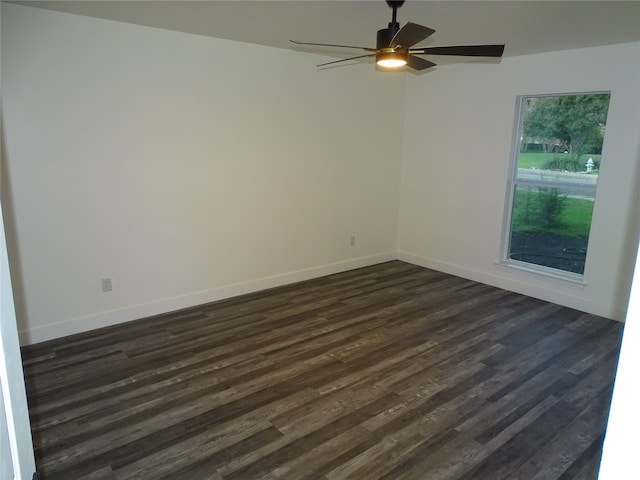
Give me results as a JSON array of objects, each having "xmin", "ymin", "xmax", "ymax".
[{"xmin": 499, "ymin": 92, "xmax": 609, "ymax": 285}]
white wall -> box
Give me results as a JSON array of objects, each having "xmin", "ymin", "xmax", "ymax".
[
  {"xmin": 1, "ymin": 4, "xmax": 405, "ymax": 344},
  {"xmin": 399, "ymin": 42, "xmax": 640, "ymax": 320},
  {"xmin": 598, "ymin": 233, "xmax": 640, "ymax": 479},
  {"xmin": 0, "ymin": 205, "xmax": 36, "ymax": 479}
]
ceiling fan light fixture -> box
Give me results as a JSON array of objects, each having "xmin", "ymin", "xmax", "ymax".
[{"xmin": 376, "ymin": 51, "xmax": 408, "ymax": 68}]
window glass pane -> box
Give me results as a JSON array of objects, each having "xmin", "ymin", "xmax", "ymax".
[
  {"xmin": 504, "ymin": 92, "xmax": 610, "ymax": 277},
  {"xmin": 508, "ymin": 185, "xmax": 595, "ymax": 274},
  {"xmin": 518, "ymin": 94, "xmax": 609, "ymax": 178}
]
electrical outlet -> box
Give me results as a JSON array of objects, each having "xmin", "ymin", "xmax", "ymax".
[
  {"xmin": 350, "ymin": 236, "xmax": 356, "ymax": 246},
  {"xmin": 102, "ymin": 278, "xmax": 112, "ymax": 293}
]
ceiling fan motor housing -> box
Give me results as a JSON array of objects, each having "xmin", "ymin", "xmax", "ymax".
[{"xmin": 377, "ymin": 27, "xmax": 398, "ymax": 50}]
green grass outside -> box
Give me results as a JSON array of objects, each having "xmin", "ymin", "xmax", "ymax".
[
  {"xmin": 517, "ymin": 152, "xmax": 556, "ymax": 169},
  {"xmin": 512, "ymin": 189, "xmax": 594, "ymax": 238},
  {"xmin": 517, "ymin": 152, "xmax": 601, "ymax": 170}
]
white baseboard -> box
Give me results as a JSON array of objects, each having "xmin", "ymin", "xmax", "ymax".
[
  {"xmin": 397, "ymin": 250, "xmax": 627, "ymax": 322},
  {"xmin": 19, "ymin": 252, "xmax": 396, "ymax": 345},
  {"xmin": 20, "ymin": 249, "xmax": 625, "ymax": 345}
]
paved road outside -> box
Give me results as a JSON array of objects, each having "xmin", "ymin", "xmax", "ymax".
[{"xmin": 517, "ymin": 168, "xmax": 597, "ymax": 199}]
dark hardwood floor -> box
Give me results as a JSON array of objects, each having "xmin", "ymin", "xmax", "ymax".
[{"xmin": 21, "ymin": 261, "xmax": 623, "ymax": 480}]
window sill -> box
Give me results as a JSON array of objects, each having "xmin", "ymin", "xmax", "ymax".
[{"xmin": 495, "ymin": 259, "xmax": 587, "ymax": 288}]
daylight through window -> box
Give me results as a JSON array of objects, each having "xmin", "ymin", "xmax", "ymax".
[{"xmin": 503, "ymin": 92, "xmax": 611, "ymax": 277}]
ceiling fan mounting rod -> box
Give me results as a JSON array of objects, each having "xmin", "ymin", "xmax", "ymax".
[
  {"xmin": 379, "ymin": 0, "xmax": 406, "ymax": 49},
  {"xmin": 387, "ymin": 0, "xmax": 405, "ymax": 29}
]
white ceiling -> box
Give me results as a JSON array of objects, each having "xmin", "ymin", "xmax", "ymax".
[{"xmin": 10, "ymin": 0, "xmax": 640, "ymax": 62}]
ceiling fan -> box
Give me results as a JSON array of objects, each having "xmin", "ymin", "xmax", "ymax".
[{"xmin": 290, "ymin": 0, "xmax": 505, "ymax": 71}]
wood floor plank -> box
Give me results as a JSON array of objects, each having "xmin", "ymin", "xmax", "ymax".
[
  {"xmin": 509, "ymin": 389, "xmax": 612, "ymax": 479},
  {"xmin": 21, "ymin": 261, "xmax": 623, "ymax": 479}
]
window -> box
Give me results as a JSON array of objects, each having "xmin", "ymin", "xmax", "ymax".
[{"xmin": 502, "ymin": 92, "xmax": 611, "ymax": 279}]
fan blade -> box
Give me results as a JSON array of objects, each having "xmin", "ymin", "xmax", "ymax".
[
  {"xmin": 390, "ymin": 22, "xmax": 435, "ymax": 49},
  {"xmin": 410, "ymin": 45, "xmax": 505, "ymax": 57},
  {"xmin": 407, "ymin": 55, "xmax": 436, "ymax": 71},
  {"xmin": 317, "ymin": 54, "xmax": 376, "ymax": 68},
  {"xmin": 290, "ymin": 40, "xmax": 374, "ymax": 51}
]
